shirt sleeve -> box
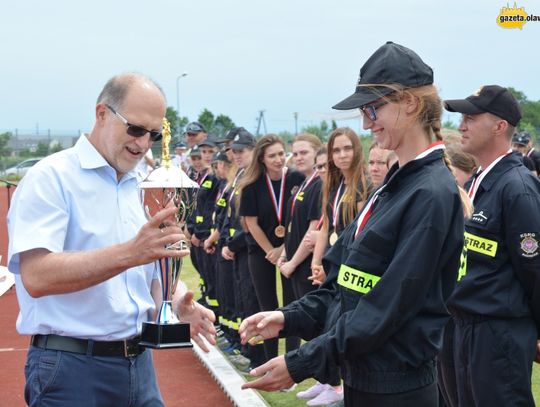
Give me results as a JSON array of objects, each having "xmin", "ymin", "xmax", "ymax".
[
  {"xmin": 504, "ymin": 176, "xmax": 540, "ymax": 325},
  {"xmin": 239, "ymin": 182, "xmax": 258, "ymax": 217},
  {"xmin": 8, "ymin": 166, "xmax": 69, "ymax": 274}
]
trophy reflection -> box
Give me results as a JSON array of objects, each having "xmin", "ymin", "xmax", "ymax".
[{"xmin": 139, "ymin": 118, "xmax": 199, "ymax": 349}]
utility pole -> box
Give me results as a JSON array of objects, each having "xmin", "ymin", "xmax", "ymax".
[
  {"xmin": 255, "ymin": 110, "xmax": 267, "ymax": 137},
  {"xmin": 293, "ymin": 112, "xmax": 298, "ymax": 136},
  {"xmin": 176, "ymin": 72, "xmax": 188, "ymax": 135}
]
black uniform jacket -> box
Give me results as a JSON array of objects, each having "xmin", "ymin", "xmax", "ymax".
[
  {"xmin": 190, "ymin": 173, "xmax": 219, "ymax": 240},
  {"xmin": 448, "ymin": 153, "xmax": 540, "ymax": 328},
  {"xmin": 281, "ymin": 149, "xmax": 464, "ymax": 393}
]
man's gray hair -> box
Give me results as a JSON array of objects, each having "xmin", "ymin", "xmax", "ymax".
[{"xmin": 96, "ymin": 73, "xmax": 166, "ymax": 109}]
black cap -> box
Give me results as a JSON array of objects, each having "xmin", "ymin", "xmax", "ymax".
[
  {"xmin": 512, "ymin": 131, "xmax": 531, "ymax": 146},
  {"xmin": 225, "ymin": 127, "xmax": 247, "ymax": 141},
  {"xmin": 184, "ymin": 122, "xmax": 206, "ymax": 134},
  {"xmin": 230, "ymin": 130, "xmax": 257, "ymax": 150},
  {"xmin": 198, "ymin": 138, "xmax": 217, "ymax": 148},
  {"xmin": 189, "ymin": 144, "xmax": 202, "ymax": 156},
  {"xmin": 333, "ymin": 41, "xmax": 434, "ymax": 110},
  {"xmin": 213, "ymin": 151, "xmax": 231, "ymax": 164},
  {"xmin": 444, "ymin": 85, "xmax": 522, "ymax": 127}
]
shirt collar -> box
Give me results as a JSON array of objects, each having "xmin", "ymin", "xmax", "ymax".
[
  {"xmin": 476, "ymin": 152, "xmax": 522, "ymax": 192},
  {"xmin": 74, "ymin": 134, "xmax": 138, "ymax": 182}
]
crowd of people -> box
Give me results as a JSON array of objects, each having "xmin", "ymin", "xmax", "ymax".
[{"xmin": 7, "ymin": 41, "xmax": 540, "ymax": 407}]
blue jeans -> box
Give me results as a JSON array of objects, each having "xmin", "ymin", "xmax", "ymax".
[{"xmin": 25, "ymin": 346, "xmax": 164, "ymax": 407}]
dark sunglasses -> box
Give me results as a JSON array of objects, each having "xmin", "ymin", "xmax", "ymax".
[
  {"xmin": 106, "ymin": 105, "xmax": 162, "ymax": 142},
  {"xmin": 360, "ymin": 100, "xmax": 388, "ymax": 121}
]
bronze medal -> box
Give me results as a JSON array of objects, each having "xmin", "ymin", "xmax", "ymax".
[
  {"xmin": 329, "ymin": 232, "xmax": 338, "ymax": 246},
  {"xmin": 275, "ymin": 225, "xmax": 285, "ymax": 238}
]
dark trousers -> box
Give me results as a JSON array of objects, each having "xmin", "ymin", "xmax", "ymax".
[
  {"xmin": 444, "ymin": 313, "xmax": 537, "ymax": 407},
  {"xmin": 290, "ymin": 257, "xmax": 316, "ymax": 300},
  {"xmin": 281, "ymin": 269, "xmax": 301, "ymax": 353},
  {"xmin": 344, "ymin": 381, "xmax": 438, "ymax": 407},
  {"xmin": 234, "ymin": 249, "xmax": 265, "ymax": 366},
  {"xmin": 25, "ymin": 346, "xmax": 162, "ymax": 407},
  {"xmin": 437, "ymin": 319, "xmax": 457, "ymax": 407},
  {"xmin": 215, "ymin": 243, "xmax": 236, "ymax": 337},
  {"xmin": 247, "ymin": 248, "xmax": 279, "ymax": 361}
]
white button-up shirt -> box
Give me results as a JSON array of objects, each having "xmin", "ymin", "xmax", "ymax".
[{"xmin": 8, "ymin": 135, "xmax": 158, "ymax": 340}]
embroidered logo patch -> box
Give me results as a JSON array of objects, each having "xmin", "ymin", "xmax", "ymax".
[
  {"xmin": 471, "ymin": 210, "xmax": 489, "ymax": 225},
  {"xmin": 520, "ymin": 233, "xmax": 539, "ymax": 258}
]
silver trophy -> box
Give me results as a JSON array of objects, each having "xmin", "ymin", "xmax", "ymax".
[{"xmin": 138, "ymin": 119, "xmax": 199, "ymax": 349}]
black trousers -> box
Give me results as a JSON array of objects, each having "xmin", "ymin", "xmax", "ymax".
[
  {"xmin": 290, "ymin": 257, "xmax": 317, "ymax": 300},
  {"xmin": 344, "ymin": 381, "xmax": 438, "ymax": 407},
  {"xmin": 437, "ymin": 319, "xmax": 457, "ymax": 407},
  {"xmin": 215, "ymin": 242, "xmax": 236, "ymax": 334},
  {"xmin": 234, "ymin": 249, "xmax": 265, "ymax": 366},
  {"xmin": 442, "ymin": 313, "xmax": 537, "ymax": 407}
]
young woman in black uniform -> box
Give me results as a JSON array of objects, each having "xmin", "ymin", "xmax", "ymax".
[
  {"xmin": 279, "ymin": 133, "xmax": 323, "ymax": 298},
  {"xmin": 238, "ymin": 134, "xmax": 304, "ymax": 362},
  {"xmin": 240, "ymin": 42, "xmax": 466, "ymax": 407},
  {"xmin": 310, "ymin": 127, "xmax": 371, "ymax": 286}
]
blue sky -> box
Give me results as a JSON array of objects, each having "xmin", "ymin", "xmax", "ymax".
[{"xmin": 1, "ymin": 0, "xmax": 538, "ymax": 136}]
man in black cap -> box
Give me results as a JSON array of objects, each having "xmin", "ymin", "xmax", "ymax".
[
  {"xmin": 441, "ymin": 85, "xmax": 540, "ymax": 406},
  {"xmin": 184, "ymin": 122, "xmax": 207, "ymax": 147},
  {"xmin": 512, "ymin": 131, "xmax": 540, "ymax": 176}
]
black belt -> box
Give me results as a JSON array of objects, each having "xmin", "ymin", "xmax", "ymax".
[{"xmin": 30, "ymin": 334, "xmax": 145, "ymax": 358}]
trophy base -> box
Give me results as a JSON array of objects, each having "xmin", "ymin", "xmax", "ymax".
[{"xmin": 139, "ymin": 321, "xmax": 193, "ymax": 349}]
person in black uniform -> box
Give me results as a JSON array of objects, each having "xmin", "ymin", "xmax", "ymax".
[
  {"xmin": 441, "ymin": 85, "xmax": 540, "ymax": 406},
  {"xmin": 310, "ymin": 127, "xmax": 371, "ymax": 286},
  {"xmin": 239, "ymin": 41, "xmax": 466, "ymax": 407},
  {"xmin": 188, "ymin": 140, "xmax": 219, "ymax": 311},
  {"xmin": 221, "ymin": 130, "xmax": 267, "ymax": 369},
  {"xmin": 237, "ymin": 134, "xmax": 304, "ymax": 363},
  {"xmin": 512, "ymin": 131, "xmax": 540, "ymax": 177}
]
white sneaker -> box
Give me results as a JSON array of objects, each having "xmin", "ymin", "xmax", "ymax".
[
  {"xmin": 296, "ymin": 382, "xmax": 329, "ymax": 399},
  {"xmin": 306, "ymin": 386, "xmax": 343, "ymax": 406}
]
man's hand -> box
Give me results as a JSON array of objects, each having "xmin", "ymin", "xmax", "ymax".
[
  {"xmin": 241, "ymin": 356, "xmax": 294, "ymax": 392},
  {"xmin": 203, "ymin": 239, "xmax": 215, "ymax": 254},
  {"xmin": 130, "ymin": 206, "xmax": 190, "ymax": 265},
  {"xmin": 239, "ymin": 311, "xmax": 284, "ymax": 346},
  {"xmin": 176, "ymin": 291, "xmax": 216, "ymax": 352}
]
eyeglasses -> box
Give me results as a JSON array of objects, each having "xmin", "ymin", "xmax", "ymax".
[
  {"xmin": 360, "ymin": 100, "xmax": 388, "ymax": 121},
  {"xmin": 106, "ymin": 105, "xmax": 162, "ymax": 142}
]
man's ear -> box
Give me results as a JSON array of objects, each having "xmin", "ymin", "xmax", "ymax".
[{"xmin": 96, "ymin": 103, "xmax": 107, "ymax": 123}]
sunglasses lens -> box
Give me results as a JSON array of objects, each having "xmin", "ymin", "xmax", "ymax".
[
  {"xmin": 126, "ymin": 125, "xmax": 148, "ymax": 137},
  {"xmin": 150, "ymin": 132, "xmax": 162, "ymax": 142}
]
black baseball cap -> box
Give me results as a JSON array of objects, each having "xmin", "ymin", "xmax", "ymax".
[
  {"xmin": 225, "ymin": 127, "xmax": 247, "ymax": 141},
  {"xmin": 213, "ymin": 151, "xmax": 231, "ymax": 164},
  {"xmin": 512, "ymin": 131, "xmax": 531, "ymax": 146},
  {"xmin": 333, "ymin": 41, "xmax": 434, "ymax": 110},
  {"xmin": 198, "ymin": 138, "xmax": 217, "ymax": 148},
  {"xmin": 189, "ymin": 144, "xmax": 202, "ymax": 156},
  {"xmin": 230, "ymin": 130, "xmax": 257, "ymax": 150},
  {"xmin": 444, "ymin": 85, "xmax": 522, "ymax": 127},
  {"xmin": 184, "ymin": 122, "xmax": 206, "ymax": 134}
]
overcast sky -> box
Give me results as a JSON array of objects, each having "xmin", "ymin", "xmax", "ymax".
[{"xmin": 1, "ymin": 0, "xmax": 538, "ymax": 137}]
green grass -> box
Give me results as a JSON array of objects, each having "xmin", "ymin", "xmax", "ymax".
[{"xmin": 179, "ymin": 258, "xmax": 540, "ymax": 405}]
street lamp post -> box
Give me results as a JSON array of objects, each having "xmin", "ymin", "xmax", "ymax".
[{"xmin": 176, "ymin": 72, "xmax": 188, "ymax": 135}]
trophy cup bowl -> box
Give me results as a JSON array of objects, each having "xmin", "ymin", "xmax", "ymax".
[{"xmin": 138, "ymin": 164, "xmax": 199, "ymax": 349}]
